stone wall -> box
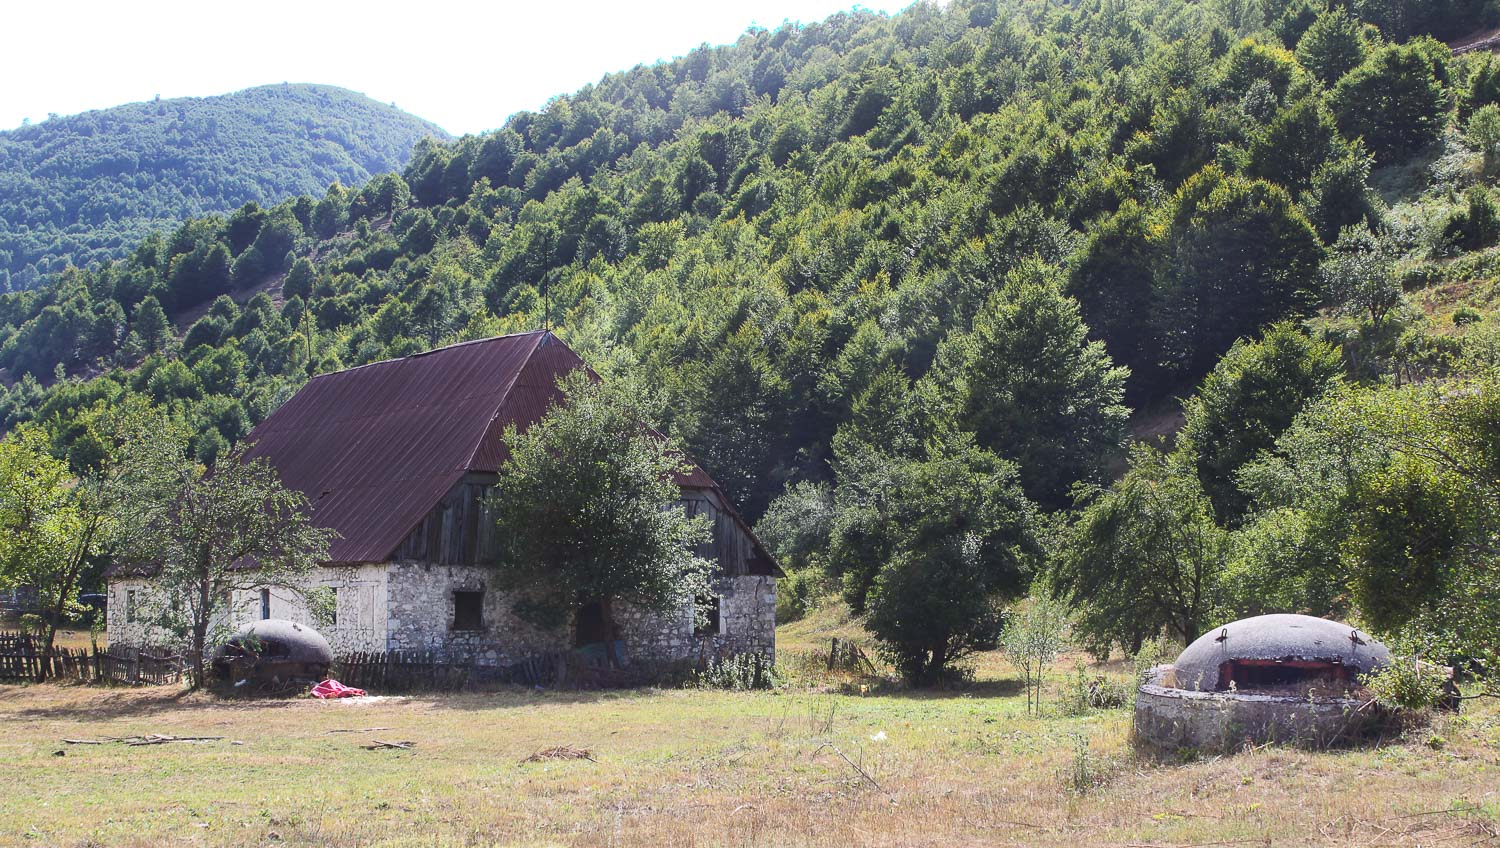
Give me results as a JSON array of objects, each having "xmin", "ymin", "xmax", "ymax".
[
  {"xmin": 1133, "ymin": 665, "xmax": 1390, "ymax": 751},
  {"xmin": 715, "ymin": 575, "xmax": 777, "ymax": 659},
  {"xmin": 383, "ymin": 562, "xmax": 777, "ymax": 667},
  {"xmin": 614, "ymin": 596, "xmax": 696, "ymax": 664},
  {"xmin": 106, "ymin": 565, "xmax": 387, "ymax": 653},
  {"xmin": 233, "ymin": 565, "xmax": 388, "ymax": 653},
  {"xmin": 105, "ymin": 578, "xmax": 154, "ymax": 646},
  {"xmin": 111, "ymin": 562, "xmax": 779, "ymax": 669},
  {"xmin": 385, "ymin": 562, "xmax": 564, "ymax": 665}
]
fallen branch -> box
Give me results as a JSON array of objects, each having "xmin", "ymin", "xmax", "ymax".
[
  {"xmin": 361, "ymin": 739, "xmax": 415, "ymax": 750},
  {"xmin": 326, "ymin": 727, "xmax": 393, "ymax": 734},
  {"xmin": 1454, "ymin": 690, "xmax": 1500, "ymax": 701},
  {"xmin": 811, "ymin": 742, "xmax": 881, "ymax": 791},
  {"xmin": 64, "ymin": 735, "xmax": 222, "ymax": 746},
  {"xmin": 126, "ymin": 734, "xmax": 224, "ymax": 746},
  {"xmin": 1128, "ymin": 834, "xmax": 1266, "ymax": 840}
]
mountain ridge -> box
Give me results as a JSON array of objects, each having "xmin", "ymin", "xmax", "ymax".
[{"xmin": 0, "ymin": 83, "xmax": 448, "ymax": 290}]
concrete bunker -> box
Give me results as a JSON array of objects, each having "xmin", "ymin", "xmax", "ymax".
[
  {"xmin": 212, "ymin": 619, "xmax": 334, "ymax": 692},
  {"xmin": 1134, "ymin": 614, "xmax": 1394, "ymax": 751}
]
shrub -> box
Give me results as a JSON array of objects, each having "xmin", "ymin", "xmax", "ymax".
[
  {"xmin": 1059, "ymin": 662, "xmax": 1131, "ymax": 715},
  {"xmin": 690, "ymin": 652, "xmax": 782, "ymax": 690},
  {"xmin": 1364, "ymin": 655, "xmax": 1450, "ymax": 710},
  {"xmin": 1454, "ymin": 306, "xmax": 1482, "ymax": 326},
  {"xmin": 1000, "ymin": 595, "xmax": 1070, "ymax": 715},
  {"xmin": 1441, "ymin": 187, "xmax": 1500, "ymax": 251},
  {"xmin": 775, "ymin": 562, "xmax": 833, "ymax": 623}
]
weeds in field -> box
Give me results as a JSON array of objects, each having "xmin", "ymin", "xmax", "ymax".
[
  {"xmin": 1059, "ymin": 662, "xmax": 1130, "ymax": 716},
  {"xmin": 690, "ymin": 653, "xmax": 782, "ymax": 690},
  {"xmin": 1063, "ymin": 733, "xmax": 1117, "ymax": 795}
]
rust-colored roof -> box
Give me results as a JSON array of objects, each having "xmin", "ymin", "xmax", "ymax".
[{"xmin": 240, "ymin": 331, "xmax": 758, "ymax": 569}]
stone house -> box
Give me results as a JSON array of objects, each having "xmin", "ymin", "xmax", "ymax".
[{"xmin": 107, "ymin": 331, "xmax": 780, "ymax": 666}]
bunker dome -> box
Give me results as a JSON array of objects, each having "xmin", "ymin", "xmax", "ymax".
[
  {"xmin": 1172, "ymin": 613, "xmax": 1391, "ymax": 693},
  {"xmin": 1135, "ymin": 614, "xmax": 1393, "ymax": 751},
  {"xmin": 211, "ymin": 619, "xmax": 334, "ymax": 687}
]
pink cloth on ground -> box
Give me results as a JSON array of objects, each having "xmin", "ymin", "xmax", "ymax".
[{"xmin": 311, "ymin": 679, "xmax": 366, "ymax": 699}]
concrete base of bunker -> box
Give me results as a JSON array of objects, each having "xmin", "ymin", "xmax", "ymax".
[{"xmin": 1133, "ymin": 665, "xmax": 1396, "ymax": 752}]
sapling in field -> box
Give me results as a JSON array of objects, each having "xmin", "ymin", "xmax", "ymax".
[{"xmin": 1001, "ymin": 594, "xmax": 1070, "ymax": 715}]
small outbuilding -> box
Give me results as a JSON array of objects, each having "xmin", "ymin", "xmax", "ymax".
[{"xmin": 1135, "ymin": 614, "xmax": 1394, "ymax": 751}]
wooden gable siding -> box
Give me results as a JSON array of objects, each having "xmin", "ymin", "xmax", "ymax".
[
  {"xmin": 682, "ymin": 488, "xmax": 756, "ymax": 577},
  {"xmin": 388, "ymin": 478, "xmax": 756, "ymax": 575},
  {"xmin": 389, "ymin": 475, "xmax": 500, "ymax": 566}
]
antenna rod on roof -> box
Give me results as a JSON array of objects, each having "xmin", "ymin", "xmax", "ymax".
[{"xmin": 542, "ymin": 274, "xmax": 551, "ymax": 332}]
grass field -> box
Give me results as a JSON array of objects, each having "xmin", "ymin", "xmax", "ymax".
[{"xmin": 2, "ymin": 628, "xmax": 1498, "ymax": 847}]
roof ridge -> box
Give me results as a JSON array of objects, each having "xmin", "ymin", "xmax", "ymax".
[{"xmin": 303, "ymin": 330, "xmax": 549, "ymax": 382}]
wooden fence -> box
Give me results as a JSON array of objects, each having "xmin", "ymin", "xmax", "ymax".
[
  {"xmin": 332, "ymin": 650, "xmax": 472, "ymax": 693},
  {"xmin": 2, "ymin": 630, "xmax": 749, "ymax": 693},
  {"xmin": 0, "ymin": 631, "xmax": 186, "ymax": 685}
]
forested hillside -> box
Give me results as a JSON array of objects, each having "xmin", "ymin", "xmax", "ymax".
[
  {"xmin": 0, "ymin": 84, "xmax": 448, "ymax": 290},
  {"xmin": 4, "ymin": 0, "xmax": 1500, "ymax": 678}
]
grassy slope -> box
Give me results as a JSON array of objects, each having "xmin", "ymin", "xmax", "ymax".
[{"xmin": 2, "ymin": 646, "xmax": 1496, "ymax": 846}]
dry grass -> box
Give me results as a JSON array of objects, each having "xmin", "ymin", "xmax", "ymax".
[{"xmin": 2, "ymin": 651, "xmax": 1497, "ymax": 848}]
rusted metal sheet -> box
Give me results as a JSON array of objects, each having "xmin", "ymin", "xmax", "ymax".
[
  {"xmin": 241, "ymin": 331, "xmax": 547, "ymax": 564},
  {"xmin": 240, "ymin": 331, "xmax": 780, "ymax": 574}
]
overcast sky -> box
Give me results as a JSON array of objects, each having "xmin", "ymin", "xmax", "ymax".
[{"xmin": 3, "ymin": 0, "xmax": 910, "ymax": 136}]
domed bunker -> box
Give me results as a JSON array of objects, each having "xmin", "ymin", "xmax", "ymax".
[
  {"xmin": 212, "ymin": 619, "xmax": 334, "ymax": 691},
  {"xmin": 1134, "ymin": 614, "xmax": 1393, "ymax": 751}
]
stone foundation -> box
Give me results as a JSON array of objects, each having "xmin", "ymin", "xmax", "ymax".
[
  {"xmin": 1133, "ymin": 665, "xmax": 1391, "ymax": 752},
  {"xmin": 110, "ymin": 562, "xmax": 777, "ymax": 669},
  {"xmin": 385, "ymin": 563, "xmax": 776, "ymax": 666}
]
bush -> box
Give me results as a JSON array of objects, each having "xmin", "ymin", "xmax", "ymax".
[
  {"xmin": 1454, "ymin": 306, "xmax": 1482, "ymax": 326},
  {"xmin": 690, "ymin": 652, "xmax": 782, "ymax": 690},
  {"xmin": 1000, "ymin": 595, "xmax": 1070, "ymax": 715},
  {"xmin": 1441, "ymin": 187, "xmax": 1500, "ymax": 251},
  {"xmin": 775, "ymin": 563, "xmax": 833, "ymax": 623},
  {"xmin": 1364, "ymin": 655, "xmax": 1451, "ymax": 710},
  {"xmin": 1059, "ymin": 662, "xmax": 1131, "ymax": 715}
]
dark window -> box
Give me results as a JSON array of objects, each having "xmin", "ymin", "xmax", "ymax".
[
  {"xmin": 1218, "ymin": 659, "xmax": 1352, "ymax": 691},
  {"xmin": 260, "ymin": 588, "xmax": 271, "ymax": 620},
  {"xmin": 125, "ymin": 590, "xmax": 137, "ymax": 624},
  {"xmin": 695, "ymin": 595, "xmax": 721, "ymax": 637},
  {"xmin": 453, "ymin": 590, "xmax": 485, "ymax": 631}
]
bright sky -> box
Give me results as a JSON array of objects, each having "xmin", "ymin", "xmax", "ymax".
[{"xmin": 4, "ymin": 0, "xmax": 912, "ymax": 136}]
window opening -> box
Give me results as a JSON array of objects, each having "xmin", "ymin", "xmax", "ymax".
[
  {"xmin": 453, "ymin": 590, "xmax": 485, "ymax": 631},
  {"xmin": 694, "ymin": 595, "xmax": 721, "ymax": 637}
]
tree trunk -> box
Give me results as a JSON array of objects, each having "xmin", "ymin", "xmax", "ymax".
[
  {"xmin": 191, "ymin": 618, "xmax": 209, "ymax": 688},
  {"xmin": 36, "ymin": 531, "xmax": 91, "ymax": 683},
  {"xmin": 191, "ymin": 565, "xmax": 212, "ymax": 688},
  {"xmin": 926, "ymin": 640, "xmax": 948, "ymax": 688}
]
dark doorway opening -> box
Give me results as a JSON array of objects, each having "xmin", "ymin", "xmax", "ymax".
[{"xmin": 575, "ymin": 600, "xmax": 609, "ymax": 647}]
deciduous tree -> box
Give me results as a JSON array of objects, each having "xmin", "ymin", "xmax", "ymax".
[{"xmin": 489, "ymin": 371, "xmax": 713, "ymax": 668}]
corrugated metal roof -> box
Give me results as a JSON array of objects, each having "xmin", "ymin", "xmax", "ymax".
[{"xmin": 241, "ymin": 331, "xmax": 774, "ymax": 573}]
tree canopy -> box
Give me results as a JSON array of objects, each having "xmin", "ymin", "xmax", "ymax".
[{"xmin": 489, "ymin": 371, "xmax": 714, "ymax": 666}]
